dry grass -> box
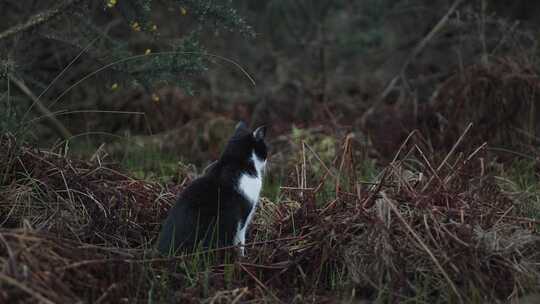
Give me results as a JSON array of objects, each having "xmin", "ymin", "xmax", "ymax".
[
  {"xmin": 0, "ymin": 129, "xmax": 539, "ymax": 303},
  {"xmin": 0, "ymin": 133, "xmax": 176, "ymax": 248},
  {"xmin": 432, "ymin": 56, "xmax": 540, "ymax": 152},
  {"xmin": 364, "ymin": 56, "xmax": 540, "ymax": 163}
]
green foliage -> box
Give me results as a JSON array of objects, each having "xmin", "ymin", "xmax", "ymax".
[
  {"xmin": 179, "ymin": 0, "xmax": 255, "ymax": 37},
  {"xmin": 335, "ymin": 2, "xmax": 386, "ymax": 55},
  {"xmin": 505, "ymin": 159, "xmax": 539, "ymax": 192},
  {"xmin": 291, "ymin": 126, "xmax": 337, "ymax": 175},
  {"xmin": 117, "ymin": 145, "xmax": 181, "ymax": 182},
  {"xmin": 499, "ymin": 158, "xmax": 540, "ymax": 222},
  {"xmin": 98, "ymin": 0, "xmax": 254, "ymax": 91},
  {"xmin": 0, "ymin": 68, "xmax": 17, "ymax": 135},
  {"xmin": 263, "ymin": 0, "xmax": 392, "ymax": 55},
  {"xmin": 0, "ymin": 0, "xmax": 253, "ymax": 137},
  {"xmin": 126, "ymin": 34, "xmax": 208, "ymax": 94}
]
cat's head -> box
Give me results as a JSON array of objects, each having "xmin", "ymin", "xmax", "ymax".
[{"xmin": 221, "ymin": 122, "xmax": 268, "ymax": 170}]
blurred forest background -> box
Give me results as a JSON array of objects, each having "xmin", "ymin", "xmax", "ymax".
[
  {"xmin": 2, "ymin": 0, "xmax": 540, "ymax": 167},
  {"xmin": 2, "ymin": 1, "xmax": 540, "ymax": 303}
]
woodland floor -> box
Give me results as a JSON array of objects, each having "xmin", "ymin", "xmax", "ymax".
[{"xmin": 1, "ymin": 96, "xmax": 540, "ymax": 303}]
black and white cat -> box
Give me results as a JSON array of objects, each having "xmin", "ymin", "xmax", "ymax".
[{"xmin": 158, "ymin": 122, "xmax": 267, "ymax": 256}]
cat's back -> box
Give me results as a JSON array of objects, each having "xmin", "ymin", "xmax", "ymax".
[
  {"xmin": 166, "ymin": 165, "xmax": 233, "ymax": 218},
  {"xmin": 157, "ymin": 172, "xmax": 217, "ymax": 252},
  {"xmin": 180, "ymin": 173, "xmax": 219, "ymax": 204}
]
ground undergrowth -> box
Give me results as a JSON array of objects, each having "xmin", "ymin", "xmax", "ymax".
[
  {"xmin": 2, "ymin": 2, "xmax": 540, "ymax": 302},
  {"xmin": 0, "ymin": 128, "xmax": 539, "ymax": 304}
]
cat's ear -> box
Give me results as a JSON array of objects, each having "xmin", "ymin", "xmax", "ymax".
[
  {"xmin": 253, "ymin": 126, "xmax": 266, "ymax": 141},
  {"xmin": 233, "ymin": 121, "xmax": 249, "ymax": 136},
  {"xmin": 235, "ymin": 121, "xmax": 248, "ymax": 131}
]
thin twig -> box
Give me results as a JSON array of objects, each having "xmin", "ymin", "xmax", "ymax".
[
  {"xmin": 9, "ymin": 74, "xmax": 72, "ymax": 139},
  {"xmin": 384, "ymin": 194, "xmax": 464, "ymax": 304},
  {"xmin": 94, "ymin": 283, "xmax": 118, "ymax": 304},
  {"xmin": 48, "ymin": 51, "xmax": 256, "ymax": 110},
  {"xmin": 0, "ymin": 0, "xmax": 85, "ymax": 41},
  {"xmin": 361, "ymin": 0, "xmax": 465, "ymax": 125},
  {"xmin": 22, "ymin": 36, "xmax": 100, "ymax": 122},
  {"xmin": 55, "ymin": 236, "xmax": 304, "ymax": 270},
  {"xmin": 398, "ymin": 0, "xmax": 465, "ymax": 80},
  {"xmin": 0, "ymin": 273, "xmax": 55, "ymax": 304},
  {"xmin": 421, "ymin": 122, "xmax": 473, "ymax": 192},
  {"xmin": 238, "ymin": 263, "xmax": 283, "ymax": 304},
  {"xmin": 303, "ymin": 142, "xmax": 337, "ymax": 179}
]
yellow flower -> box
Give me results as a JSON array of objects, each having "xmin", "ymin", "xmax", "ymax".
[
  {"xmin": 144, "ymin": 49, "xmax": 152, "ymax": 55},
  {"xmin": 151, "ymin": 93, "xmax": 160, "ymax": 103},
  {"xmin": 106, "ymin": 0, "xmax": 117, "ymax": 8},
  {"xmin": 180, "ymin": 7, "xmax": 187, "ymax": 15},
  {"xmin": 111, "ymin": 83, "xmax": 119, "ymax": 90},
  {"xmin": 131, "ymin": 22, "xmax": 141, "ymax": 32}
]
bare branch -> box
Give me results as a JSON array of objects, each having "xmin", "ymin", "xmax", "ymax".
[{"xmin": 9, "ymin": 74, "xmax": 72, "ymax": 140}]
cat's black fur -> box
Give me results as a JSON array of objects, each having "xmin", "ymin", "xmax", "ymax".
[{"xmin": 157, "ymin": 122, "xmax": 267, "ymax": 255}]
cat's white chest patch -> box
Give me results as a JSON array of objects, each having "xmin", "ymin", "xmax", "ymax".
[
  {"xmin": 234, "ymin": 151, "xmax": 266, "ymax": 256},
  {"xmin": 238, "ymin": 174, "xmax": 262, "ymax": 204},
  {"xmin": 237, "ymin": 152, "xmax": 266, "ymax": 205}
]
